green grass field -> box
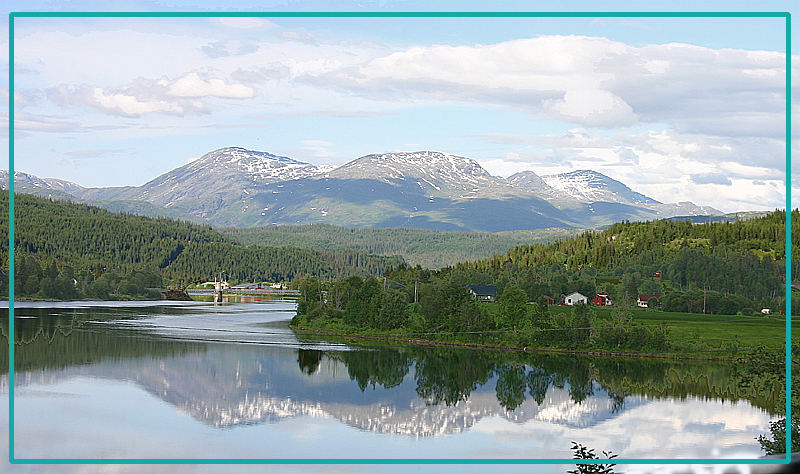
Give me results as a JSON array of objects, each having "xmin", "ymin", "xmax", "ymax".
[{"xmin": 542, "ymin": 304, "xmax": 796, "ymax": 351}]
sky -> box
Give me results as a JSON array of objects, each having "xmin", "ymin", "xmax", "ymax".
[{"xmin": 0, "ymin": 1, "xmax": 798, "ymax": 214}]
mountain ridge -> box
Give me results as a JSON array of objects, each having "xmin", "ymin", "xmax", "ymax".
[{"xmin": 2, "ymin": 147, "xmax": 724, "ymax": 231}]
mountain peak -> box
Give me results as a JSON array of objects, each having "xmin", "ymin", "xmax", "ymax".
[
  {"xmin": 541, "ymin": 169, "xmax": 661, "ymax": 205},
  {"xmin": 325, "ymin": 150, "xmax": 521, "ymax": 199},
  {"xmin": 193, "ymin": 147, "xmax": 310, "ymax": 169}
]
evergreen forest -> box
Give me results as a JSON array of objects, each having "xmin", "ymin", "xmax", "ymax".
[{"xmin": 0, "ymin": 191, "xmax": 402, "ymax": 299}]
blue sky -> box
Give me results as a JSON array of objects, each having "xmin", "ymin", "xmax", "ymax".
[{"xmin": 1, "ymin": 1, "xmax": 797, "ymax": 213}]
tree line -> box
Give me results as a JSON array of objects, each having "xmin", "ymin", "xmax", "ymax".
[
  {"xmin": 223, "ymin": 222, "xmax": 579, "ymax": 269},
  {"xmin": 0, "ymin": 191, "xmax": 403, "ymax": 298},
  {"xmin": 293, "ymin": 274, "xmax": 669, "ymax": 352}
]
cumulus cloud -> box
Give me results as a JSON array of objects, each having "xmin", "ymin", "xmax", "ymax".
[
  {"xmin": 543, "ymin": 89, "xmax": 637, "ymax": 127},
  {"xmin": 310, "ymin": 35, "xmax": 794, "ymax": 136},
  {"xmin": 477, "ymin": 128, "xmax": 786, "ymax": 212},
  {"xmin": 166, "ymin": 73, "xmax": 255, "ymax": 99},
  {"xmin": 47, "ymin": 73, "xmax": 254, "ymax": 117},
  {"xmin": 48, "ymin": 84, "xmax": 203, "ymax": 117}
]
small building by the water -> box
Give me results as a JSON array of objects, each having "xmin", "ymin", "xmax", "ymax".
[{"xmin": 468, "ymin": 285, "xmax": 497, "ymax": 302}]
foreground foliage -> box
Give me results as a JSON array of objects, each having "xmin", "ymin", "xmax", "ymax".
[{"xmin": 567, "ymin": 442, "xmax": 617, "ymax": 474}]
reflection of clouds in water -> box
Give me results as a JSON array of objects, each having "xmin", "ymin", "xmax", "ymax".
[{"xmin": 470, "ymin": 398, "xmax": 772, "ymax": 460}]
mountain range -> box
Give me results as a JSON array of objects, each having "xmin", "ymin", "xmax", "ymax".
[{"xmin": 2, "ymin": 147, "xmax": 722, "ymax": 232}]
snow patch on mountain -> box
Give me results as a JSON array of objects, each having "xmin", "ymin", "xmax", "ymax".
[
  {"xmin": 0, "ymin": 170, "xmax": 86, "ymax": 196},
  {"xmin": 325, "ymin": 151, "xmax": 523, "ymax": 199},
  {"xmin": 541, "ymin": 170, "xmax": 660, "ymax": 205},
  {"xmin": 184, "ymin": 147, "xmax": 329, "ymax": 183}
]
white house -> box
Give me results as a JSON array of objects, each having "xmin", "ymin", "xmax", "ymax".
[
  {"xmin": 637, "ymin": 294, "xmax": 662, "ymax": 308},
  {"xmin": 564, "ymin": 292, "xmax": 588, "ymax": 306}
]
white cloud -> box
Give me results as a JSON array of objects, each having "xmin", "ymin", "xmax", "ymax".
[
  {"xmin": 47, "ymin": 72, "xmax": 255, "ymax": 117},
  {"xmin": 543, "ymin": 89, "xmax": 637, "ymax": 127},
  {"xmin": 477, "ymin": 128, "xmax": 786, "ymax": 212},
  {"xmin": 48, "ymin": 84, "xmax": 205, "ymax": 117},
  {"xmin": 312, "ymin": 35, "xmax": 794, "ymax": 137},
  {"xmin": 167, "ymin": 73, "xmax": 254, "ymax": 99},
  {"xmin": 91, "ymin": 87, "xmax": 187, "ymax": 116}
]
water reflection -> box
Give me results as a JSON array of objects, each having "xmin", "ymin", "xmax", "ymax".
[{"xmin": 1, "ymin": 302, "xmax": 778, "ymax": 446}]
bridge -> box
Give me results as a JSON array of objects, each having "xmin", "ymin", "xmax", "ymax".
[{"xmin": 186, "ymin": 288, "xmax": 300, "ymax": 297}]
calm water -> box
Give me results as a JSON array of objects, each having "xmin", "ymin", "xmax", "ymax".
[{"xmin": 0, "ymin": 300, "xmax": 779, "ymax": 467}]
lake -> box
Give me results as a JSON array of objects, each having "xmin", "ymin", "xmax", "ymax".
[{"xmin": 0, "ymin": 300, "xmax": 780, "ymax": 471}]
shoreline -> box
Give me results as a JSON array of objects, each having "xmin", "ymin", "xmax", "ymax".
[{"xmin": 290, "ymin": 325, "xmax": 761, "ymax": 362}]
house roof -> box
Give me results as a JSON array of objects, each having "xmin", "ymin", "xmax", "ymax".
[
  {"xmin": 638, "ymin": 293, "xmax": 662, "ymax": 300},
  {"xmin": 565, "ymin": 292, "xmax": 587, "ymax": 299},
  {"xmin": 468, "ymin": 285, "xmax": 497, "ymax": 296}
]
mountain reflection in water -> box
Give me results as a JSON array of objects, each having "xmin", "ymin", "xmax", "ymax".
[{"xmin": 0, "ymin": 301, "xmax": 777, "ymax": 460}]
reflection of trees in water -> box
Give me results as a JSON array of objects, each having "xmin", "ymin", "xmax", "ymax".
[
  {"xmin": 2, "ymin": 309, "xmax": 78, "ymax": 345},
  {"xmin": 495, "ymin": 364, "xmax": 527, "ymax": 411},
  {"xmin": 527, "ymin": 368, "xmax": 552, "ymax": 405},
  {"xmin": 300, "ymin": 345, "xmax": 783, "ymax": 415},
  {"xmin": 339, "ymin": 350, "xmax": 411, "ymax": 391},
  {"xmin": 297, "ymin": 349, "xmax": 323, "ymax": 375},
  {"xmin": 1, "ymin": 308, "xmax": 205, "ymax": 374},
  {"xmin": 608, "ymin": 391, "xmax": 627, "ymax": 414},
  {"xmin": 413, "ymin": 350, "xmax": 494, "ymax": 406}
]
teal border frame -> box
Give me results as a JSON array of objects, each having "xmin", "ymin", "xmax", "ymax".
[{"xmin": 6, "ymin": 10, "xmax": 792, "ymax": 466}]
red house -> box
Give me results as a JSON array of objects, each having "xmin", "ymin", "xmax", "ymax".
[
  {"xmin": 592, "ymin": 293, "xmax": 612, "ymax": 306},
  {"xmin": 653, "ymin": 271, "xmax": 662, "ymax": 278}
]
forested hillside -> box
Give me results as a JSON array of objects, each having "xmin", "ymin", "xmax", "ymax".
[
  {"xmin": 223, "ymin": 224, "xmax": 580, "ymax": 268},
  {"xmin": 0, "ymin": 191, "xmax": 403, "ymax": 298},
  {"xmin": 294, "ymin": 210, "xmax": 794, "ymax": 348},
  {"xmin": 455, "ymin": 211, "xmax": 794, "ymax": 308}
]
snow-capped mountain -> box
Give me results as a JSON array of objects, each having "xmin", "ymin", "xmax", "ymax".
[
  {"xmin": 540, "ymin": 170, "xmax": 660, "ymax": 205},
  {"xmin": 507, "ymin": 169, "xmax": 722, "ymax": 217},
  {"xmin": 505, "ymin": 170, "xmax": 573, "ymax": 201},
  {"xmin": 326, "ymin": 151, "xmax": 523, "ymax": 199},
  {"xmin": 186, "ymin": 147, "xmax": 333, "ymax": 183},
  {"xmin": 3, "ymin": 147, "xmax": 724, "ymax": 230},
  {"xmin": 0, "ymin": 170, "xmax": 86, "ymax": 197},
  {"xmin": 78, "ymin": 147, "xmax": 334, "ymax": 219}
]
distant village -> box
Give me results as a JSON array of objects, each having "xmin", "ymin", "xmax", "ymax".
[{"xmin": 466, "ymin": 284, "xmax": 662, "ymax": 309}]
